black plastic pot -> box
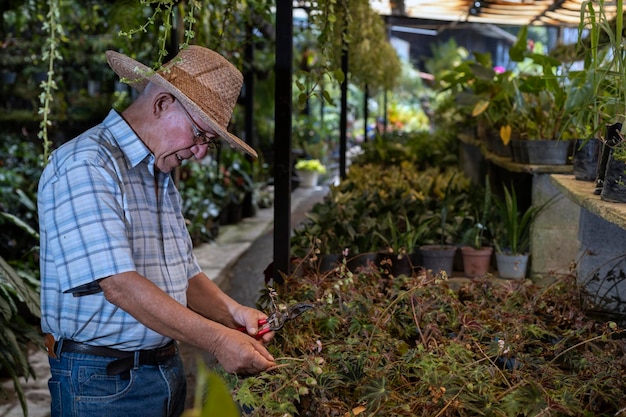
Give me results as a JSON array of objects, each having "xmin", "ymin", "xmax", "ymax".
[
  {"xmin": 525, "ymin": 140, "xmax": 572, "ymax": 165},
  {"xmin": 595, "ymin": 123, "xmax": 622, "ymax": 195},
  {"xmin": 573, "ymin": 138, "xmax": 600, "ymax": 182},
  {"xmin": 600, "ymin": 152, "xmax": 626, "ymax": 203},
  {"xmin": 510, "ymin": 139, "xmax": 529, "ymax": 164}
]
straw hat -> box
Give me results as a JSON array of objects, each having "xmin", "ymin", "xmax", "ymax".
[{"xmin": 106, "ymin": 45, "xmax": 257, "ymax": 158}]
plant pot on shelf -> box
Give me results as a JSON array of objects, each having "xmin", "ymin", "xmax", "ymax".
[
  {"xmin": 461, "ymin": 246, "xmax": 493, "ymax": 278},
  {"xmin": 510, "ymin": 139, "xmax": 529, "ymax": 164},
  {"xmin": 600, "ymin": 151, "xmax": 626, "ymax": 203},
  {"xmin": 495, "ymin": 252, "xmax": 529, "ymax": 280},
  {"xmin": 419, "ymin": 245, "xmax": 456, "ymax": 277},
  {"xmin": 595, "ymin": 123, "xmax": 622, "ymax": 196},
  {"xmin": 486, "ymin": 129, "xmax": 512, "ymax": 157},
  {"xmin": 573, "ymin": 138, "xmax": 600, "ymax": 181},
  {"xmin": 525, "ymin": 140, "xmax": 572, "ymax": 165}
]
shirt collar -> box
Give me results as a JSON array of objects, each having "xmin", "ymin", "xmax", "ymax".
[{"xmin": 102, "ymin": 109, "xmax": 156, "ymax": 174}]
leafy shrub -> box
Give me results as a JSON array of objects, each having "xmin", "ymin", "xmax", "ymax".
[
  {"xmin": 291, "ymin": 162, "xmax": 474, "ymax": 256},
  {"xmin": 0, "ymin": 133, "xmax": 42, "ymax": 416},
  {"xmin": 0, "ymin": 135, "xmax": 41, "ymax": 263},
  {"xmin": 223, "ymin": 266, "xmax": 626, "ymax": 416}
]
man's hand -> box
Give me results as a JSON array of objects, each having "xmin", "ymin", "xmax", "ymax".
[
  {"xmin": 231, "ymin": 305, "xmax": 276, "ymax": 344},
  {"xmin": 212, "ymin": 327, "xmax": 276, "ymax": 374}
]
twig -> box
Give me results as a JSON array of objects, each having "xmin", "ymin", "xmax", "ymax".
[
  {"xmin": 432, "ymin": 386, "xmax": 464, "ymax": 417},
  {"xmin": 410, "ymin": 296, "xmax": 428, "ymax": 346},
  {"xmin": 549, "ymin": 331, "xmax": 616, "ymax": 364},
  {"xmin": 474, "ymin": 341, "xmax": 512, "ymax": 389}
]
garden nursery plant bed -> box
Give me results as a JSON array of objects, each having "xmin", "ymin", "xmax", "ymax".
[{"xmin": 221, "ymin": 259, "xmax": 626, "ymax": 416}]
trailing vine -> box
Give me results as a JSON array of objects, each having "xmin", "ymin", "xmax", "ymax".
[
  {"xmin": 34, "ymin": 0, "xmax": 398, "ymax": 150},
  {"xmin": 117, "ymin": 0, "xmax": 197, "ymax": 68},
  {"xmin": 38, "ymin": 0, "xmax": 64, "ymax": 162}
]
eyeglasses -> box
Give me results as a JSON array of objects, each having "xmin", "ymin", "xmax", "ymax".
[{"xmin": 178, "ymin": 101, "xmax": 220, "ymax": 150}]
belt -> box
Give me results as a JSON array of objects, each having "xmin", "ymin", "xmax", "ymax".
[{"xmin": 50, "ymin": 337, "xmax": 177, "ymax": 376}]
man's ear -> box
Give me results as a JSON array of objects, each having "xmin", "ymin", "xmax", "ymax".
[{"xmin": 153, "ymin": 92, "xmax": 176, "ymax": 118}]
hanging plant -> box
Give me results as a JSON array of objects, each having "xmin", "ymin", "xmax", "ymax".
[{"xmin": 38, "ymin": 0, "xmax": 64, "ymax": 162}]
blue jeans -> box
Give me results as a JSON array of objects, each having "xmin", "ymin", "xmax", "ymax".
[{"xmin": 48, "ymin": 344, "xmax": 186, "ymax": 417}]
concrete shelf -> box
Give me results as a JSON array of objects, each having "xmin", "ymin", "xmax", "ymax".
[
  {"xmin": 486, "ymin": 152, "xmax": 573, "ymax": 175},
  {"xmin": 549, "ymin": 174, "xmax": 626, "ymax": 308},
  {"xmin": 458, "ymin": 133, "xmax": 574, "ymax": 174},
  {"xmin": 550, "ymin": 174, "xmax": 626, "ymax": 232}
]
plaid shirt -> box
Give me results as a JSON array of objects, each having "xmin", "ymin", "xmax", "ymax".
[{"xmin": 38, "ymin": 110, "xmax": 201, "ymax": 350}]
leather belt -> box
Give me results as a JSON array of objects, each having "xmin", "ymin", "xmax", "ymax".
[{"xmin": 51, "ymin": 337, "xmax": 177, "ymax": 376}]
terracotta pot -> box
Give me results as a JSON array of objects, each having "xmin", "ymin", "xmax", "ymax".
[{"xmin": 461, "ymin": 246, "xmax": 493, "ymax": 278}]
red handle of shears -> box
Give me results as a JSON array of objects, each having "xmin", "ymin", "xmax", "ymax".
[{"xmin": 237, "ymin": 318, "xmax": 270, "ymax": 339}]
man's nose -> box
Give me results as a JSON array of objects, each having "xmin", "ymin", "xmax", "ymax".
[{"xmin": 191, "ymin": 143, "xmax": 209, "ymax": 159}]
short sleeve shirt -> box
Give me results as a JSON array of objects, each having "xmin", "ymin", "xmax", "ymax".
[{"xmin": 38, "ymin": 109, "xmax": 202, "ymax": 350}]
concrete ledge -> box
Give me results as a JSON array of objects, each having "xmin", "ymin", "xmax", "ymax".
[{"xmin": 551, "ymin": 174, "xmax": 626, "ymax": 231}]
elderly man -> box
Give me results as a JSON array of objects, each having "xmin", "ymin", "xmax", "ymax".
[{"xmin": 38, "ymin": 45, "xmax": 275, "ymax": 417}]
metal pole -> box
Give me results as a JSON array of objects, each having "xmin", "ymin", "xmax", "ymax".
[
  {"xmin": 363, "ymin": 84, "xmax": 369, "ymax": 143},
  {"xmin": 339, "ymin": 36, "xmax": 348, "ymax": 180},
  {"xmin": 273, "ymin": 0, "xmax": 293, "ymax": 285}
]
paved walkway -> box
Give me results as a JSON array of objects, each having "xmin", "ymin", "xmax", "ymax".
[{"xmin": 0, "ymin": 185, "xmax": 328, "ymax": 417}]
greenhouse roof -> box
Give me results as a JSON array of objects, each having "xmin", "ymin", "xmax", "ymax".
[{"xmin": 370, "ymin": 0, "xmax": 621, "ymax": 27}]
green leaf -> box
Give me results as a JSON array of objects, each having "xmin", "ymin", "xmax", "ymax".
[
  {"xmin": 200, "ymin": 371, "xmax": 240, "ymax": 417},
  {"xmin": 333, "ymin": 69, "xmax": 345, "ymax": 84},
  {"xmin": 0, "ymin": 212, "xmax": 39, "ymax": 238},
  {"xmin": 509, "ymin": 25, "xmax": 528, "ymax": 62},
  {"xmin": 0, "ymin": 257, "xmax": 40, "ymax": 318}
]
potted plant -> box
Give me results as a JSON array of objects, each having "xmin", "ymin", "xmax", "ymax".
[
  {"xmin": 491, "ymin": 26, "xmax": 592, "ymax": 166},
  {"xmin": 599, "ymin": 122, "xmax": 626, "ymax": 202},
  {"xmin": 575, "ymin": 0, "xmax": 626, "ymax": 201},
  {"xmin": 493, "ymin": 183, "xmax": 554, "ymax": 279},
  {"xmin": 374, "ymin": 212, "xmax": 434, "ymax": 277},
  {"xmin": 460, "ymin": 180, "xmax": 494, "ymax": 278},
  {"xmin": 419, "ymin": 176, "xmax": 460, "ymax": 277},
  {"xmin": 295, "ymin": 158, "xmax": 327, "ymax": 188}
]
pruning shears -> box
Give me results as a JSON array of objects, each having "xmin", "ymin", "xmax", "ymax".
[{"xmin": 238, "ymin": 302, "xmax": 315, "ymax": 339}]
